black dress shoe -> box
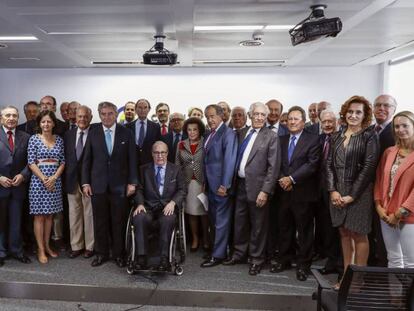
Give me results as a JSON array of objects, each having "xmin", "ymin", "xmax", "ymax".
[
  {"xmin": 91, "ymin": 255, "xmax": 108, "ymax": 267},
  {"xmin": 296, "ymin": 268, "xmax": 309, "ymax": 281},
  {"xmin": 68, "ymin": 250, "xmax": 83, "ymax": 259},
  {"xmin": 200, "ymin": 257, "xmax": 222, "ymax": 268},
  {"xmin": 135, "ymin": 255, "xmax": 147, "ymax": 270},
  {"xmin": 83, "ymin": 250, "xmax": 94, "ymax": 258},
  {"xmin": 158, "ymin": 256, "xmax": 169, "ymax": 271},
  {"xmin": 12, "ymin": 254, "xmax": 31, "ymax": 264},
  {"xmin": 115, "ymin": 257, "xmax": 126, "ymax": 268},
  {"xmin": 0, "ymin": 257, "xmax": 4, "ymax": 267},
  {"xmin": 249, "ymin": 264, "xmax": 262, "ymax": 276},
  {"xmin": 222, "ymin": 257, "xmax": 243, "ymax": 266},
  {"xmin": 270, "ymin": 262, "xmax": 291, "ymax": 273}
]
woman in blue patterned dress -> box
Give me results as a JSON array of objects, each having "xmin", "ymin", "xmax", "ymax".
[{"xmin": 28, "ymin": 111, "xmax": 65, "ymax": 264}]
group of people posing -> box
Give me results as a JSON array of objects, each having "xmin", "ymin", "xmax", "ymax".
[{"xmin": 0, "ymin": 94, "xmax": 413, "ymax": 286}]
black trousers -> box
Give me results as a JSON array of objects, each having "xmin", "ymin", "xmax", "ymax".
[
  {"xmin": 0, "ymin": 196, "xmax": 24, "ymax": 257},
  {"xmin": 132, "ymin": 209, "xmax": 175, "ymax": 257},
  {"xmin": 278, "ymin": 192, "xmax": 314, "ymax": 269},
  {"xmin": 232, "ymin": 178, "xmax": 269, "ymax": 265},
  {"xmin": 91, "ymin": 192, "xmax": 127, "ymax": 258}
]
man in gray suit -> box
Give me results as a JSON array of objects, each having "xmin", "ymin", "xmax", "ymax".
[
  {"xmin": 223, "ymin": 102, "xmax": 281, "ymax": 275},
  {"xmin": 0, "ymin": 106, "xmax": 31, "ymax": 266},
  {"xmin": 132, "ymin": 141, "xmax": 186, "ymax": 271}
]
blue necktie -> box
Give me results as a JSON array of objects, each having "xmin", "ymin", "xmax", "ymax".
[
  {"xmin": 138, "ymin": 120, "xmax": 145, "ymax": 147},
  {"xmin": 105, "ymin": 129, "xmax": 112, "ymax": 155},
  {"xmin": 288, "ymin": 136, "xmax": 296, "ymax": 163},
  {"xmin": 236, "ymin": 129, "xmax": 255, "ymax": 169},
  {"xmin": 76, "ymin": 131, "xmax": 84, "ymax": 160},
  {"xmin": 156, "ymin": 166, "xmax": 163, "ymax": 191}
]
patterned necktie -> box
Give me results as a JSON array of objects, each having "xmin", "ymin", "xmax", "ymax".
[
  {"xmin": 138, "ymin": 121, "xmax": 145, "ymax": 147},
  {"xmin": 288, "ymin": 136, "xmax": 296, "ymax": 163},
  {"xmin": 7, "ymin": 131, "xmax": 14, "ymax": 152},
  {"xmin": 375, "ymin": 124, "xmax": 382, "ymax": 133},
  {"xmin": 76, "ymin": 131, "xmax": 84, "ymax": 160},
  {"xmin": 173, "ymin": 133, "xmax": 181, "ymax": 152},
  {"xmin": 236, "ymin": 129, "xmax": 255, "ymax": 169},
  {"xmin": 323, "ymin": 135, "xmax": 330, "ymax": 160},
  {"xmin": 155, "ymin": 166, "xmax": 163, "ymax": 191},
  {"xmin": 205, "ymin": 129, "xmax": 216, "ymax": 149},
  {"xmin": 161, "ymin": 124, "xmax": 167, "ymax": 135},
  {"xmin": 105, "ymin": 129, "xmax": 112, "ymax": 155}
]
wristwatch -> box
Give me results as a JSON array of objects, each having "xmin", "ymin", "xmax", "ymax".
[{"xmin": 399, "ymin": 208, "xmax": 410, "ymax": 218}]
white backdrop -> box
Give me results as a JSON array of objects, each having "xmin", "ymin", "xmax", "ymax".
[
  {"xmin": 388, "ymin": 59, "xmax": 414, "ymax": 113},
  {"xmin": 0, "ymin": 66, "xmax": 382, "ymax": 123}
]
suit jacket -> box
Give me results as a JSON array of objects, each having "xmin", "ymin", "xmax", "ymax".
[
  {"xmin": 18, "ymin": 118, "xmax": 68, "ymax": 137},
  {"xmin": 279, "ymin": 131, "xmax": 320, "ymax": 202},
  {"xmin": 304, "ymin": 122, "xmax": 320, "ymax": 135},
  {"xmin": 135, "ymin": 162, "xmax": 187, "ymax": 212},
  {"xmin": 369, "ymin": 123, "xmax": 395, "ymax": 156},
  {"xmin": 81, "ymin": 123, "xmax": 138, "ymax": 195},
  {"xmin": 374, "ymin": 146, "xmax": 414, "ymax": 223},
  {"xmin": 175, "ymin": 138, "xmax": 204, "ymax": 185},
  {"xmin": 204, "ymin": 123, "xmax": 238, "ymax": 192},
  {"xmin": 0, "ymin": 128, "xmax": 31, "ymax": 199},
  {"xmin": 161, "ymin": 131, "xmax": 188, "ymax": 163},
  {"xmin": 126, "ymin": 119, "xmax": 161, "ymax": 166},
  {"xmin": 278, "ymin": 123, "xmax": 289, "ymax": 136},
  {"xmin": 17, "ymin": 120, "xmax": 36, "ymax": 135},
  {"xmin": 237, "ymin": 126, "xmax": 281, "ymax": 202}
]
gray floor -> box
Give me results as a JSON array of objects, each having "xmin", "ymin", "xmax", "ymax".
[{"xmin": 0, "ymin": 250, "xmax": 326, "ymax": 310}]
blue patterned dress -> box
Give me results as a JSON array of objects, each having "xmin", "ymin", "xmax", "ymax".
[{"xmin": 28, "ymin": 135, "xmax": 65, "ymax": 215}]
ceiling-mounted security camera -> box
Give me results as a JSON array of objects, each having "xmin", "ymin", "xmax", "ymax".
[
  {"xmin": 239, "ymin": 32, "xmax": 264, "ymax": 47},
  {"xmin": 289, "ymin": 4, "xmax": 342, "ymax": 46},
  {"xmin": 142, "ymin": 35, "xmax": 178, "ymax": 65}
]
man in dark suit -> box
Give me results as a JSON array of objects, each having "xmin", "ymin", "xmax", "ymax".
[
  {"xmin": 316, "ymin": 109, "xmax": 341, "ymax": 275},
  {"xmin": 39, "ymin": 95, "xmax": 69, "ymax": 137},
  {"xmin": 64, "ymin": 105, "xmax": 95, "ymax": 259},
  {"xmin": 368, "ymin": 94, "xmax": 397, "ymax": 267},
  {"xmin": 0, "ymin": 106, "xmax": 31, "ymax": 266},
  {"xmin": 271, "ymin": 106, "xmax": 320, "ymax": 281},
  {"xmin": 155, "ymin": 103, "xmax": 170, "ymax": 135},
  {"xmin": 161, "ymin": 112, "xmax": 187, "ymax": 163},
  {"xmin": 265, "ymin": 99, "xmax": 289, "ymax": 136},
  {"xmin": 132, "ymin": 141, "xmax": 186, "ymax": 270},
  {"xmin": 126, "ymin": 99, "xmax": 161, "ymax": 166},
  {"xmin": 223, "ymin": 102, "xmax": 281, "ymax": 275},
  {"xmin": 82, "ymin": 101, "xmax": 137, "ymax": 267},
  {"xmin": 201, "ymin": 104, "xmax": 238, "ymax": 268},
  {"xmin": 230, "ymin": 107, "xmax": 248, "ymax": 131},
  {"xmin": 17, "ymin": 101, "xmax": 39, "ymax": 135}
]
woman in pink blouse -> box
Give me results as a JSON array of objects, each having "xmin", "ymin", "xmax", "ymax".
[{"xmin": 374, "ymin": 111, "xmax": 414, "ymax": 268}]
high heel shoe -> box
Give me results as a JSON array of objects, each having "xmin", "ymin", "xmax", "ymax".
[
  {"xmin": 37, "ymin": 249, "xmax": 48, "ymax": 264},
  {"xmin": 45, "ymin": 247, "xmax": 58, "ymax": 258}
]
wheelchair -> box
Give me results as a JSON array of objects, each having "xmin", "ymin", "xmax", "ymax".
[{"xmin": 125, "ymin": 203, "xmax": 186, "ymax": 276}]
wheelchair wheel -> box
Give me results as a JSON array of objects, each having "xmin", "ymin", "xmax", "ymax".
[{"xmin": 175, "ymin": 265, "xmax": 184, "ymax": 276}]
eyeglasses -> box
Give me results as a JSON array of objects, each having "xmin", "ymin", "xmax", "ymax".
[
  {"xmin": 152, "ymin": 151, "xmax": 168, "ymax": 156},
  {"xmin": 374, "ymin": 103, "xmax": 395, "ymax": 109},
  {"xmin": 170, "ymin": 119, "xmax": 184, "ymax": 122}
]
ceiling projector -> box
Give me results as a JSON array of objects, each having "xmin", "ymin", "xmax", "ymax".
[
  {"xmin": 142, "ymin": 35, "xmax": 177, "ymax": 65},
  {"xmin": 289, "ymin": 4, "xmax": 342, "ymax": 46}
]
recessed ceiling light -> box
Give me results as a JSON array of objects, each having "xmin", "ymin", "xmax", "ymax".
[
  {"xmin": 194, "ymin": 25, "xmax": 264, "ymax": 32},
  {"xmin": 265, "ymin": 25, "xmax": 295, "ymax": 30},
  {"xmin": 0, "ymin": 36, "xmax": 38, "ymax": 41},
  {"xmin": 9, "ymin": 57, "xmax": 40, "ymax": 61}
]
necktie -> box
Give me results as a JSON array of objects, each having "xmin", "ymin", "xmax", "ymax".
[
  {"xmin": 173, "ymin": 133, "xmax": 180, "ymax": 152},
  {"xmin": 288, "ymin": 136, "xmax": 296, "ymax": 163},
  {"xmin": 205, "ymin": 129, "xmax": 216, "ymax": 149},
  {"xmin": 236, "ymin": 129, "xmax": 255, "ymax": 169},
  {"xmin": 155, "ymin": 166, "xmax": 163, "ymax": 191},
  {"xmin": 323, "ymin": 135, "xmax": 330, "ymax": 160},
  {"xmin": 161, "ymin": 124, "xmax": 167, "ymax": 135},
  {"xmin": 7, "ymin": 131, "xmax": 14, "ymax": 152},
  {"xmin": 76, "ymin": 131, "xmax": 84, "ymax": 160},
  {"xmin": 138, "ymin": 121, "xmax": 145, "ymax": 147},
  {"xmin": 268, "ymin": 125, "xmax": 275, "ymax": 129},
  {"xmin": 105, "ymin": 129, "xmax": 112, "ymax": 155},
  {"xmin": 375, "ymin": 124, "xmax": 382, "ymax": 133}
]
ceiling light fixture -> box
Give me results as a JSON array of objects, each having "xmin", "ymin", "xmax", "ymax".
[
  {"xmin": 9, "ymin": 57, "xmax": 40, "ymax": 61},
  {"xmin": 0, "ymin": 36, "xmax": 38, "ymax": 41},
  {"xmin": 265, "ymin": 25, "xmax": 295, "ymax": 30},
  {"xmin": 194, "ymin": 25, "xmax": 264, "ymax": 32},
  {"xmin": 0, "ymin": 43, "xmax": 8, "ymax": 49}
]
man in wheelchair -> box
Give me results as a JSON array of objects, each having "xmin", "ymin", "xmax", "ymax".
[{"xmin": 132, "ymin": 141, "xmax": 187, "ymax": 271}]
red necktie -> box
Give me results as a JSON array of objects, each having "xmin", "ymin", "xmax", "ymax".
[
  {"xmin": 375, "ymin": 124, "xmax": 381, "ymax": 133},
  {"xmin": 161, "ymin": 124, "xmax": 167, "ymax": 135},
  {"xmin": 7, "ymin": 130, "xmax": 14, "ymax": 152}
]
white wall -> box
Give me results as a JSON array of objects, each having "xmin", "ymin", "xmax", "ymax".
[
  {"xmin": 388, "ymin": 59, "xmax": 414, "ymax": 113},
  {"xmin": 0, "ymin": 66, "xmax": 382, "ymax": 123}
]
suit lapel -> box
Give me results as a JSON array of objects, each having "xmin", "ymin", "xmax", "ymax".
[
  {"xmin": 13, "ymin": 130, "xmax": 25, "ymax": 155},
  {"xmin": 147, "ymin": 164, "xmax": 160, "ymax": 197},
  {"xmin": 246, "ymin": 127, "xmax": 263, "ymax": 166},
  {"xmin": 206, "ymin": 123, "xmax": 226, "ymax": 154},
  {"xmin": 97, "ymin": 126, "xmax": 110, "ymax": 157},
  {"xmin": 0, "ymin": 127, "xmax": 12, "ymax": 152},
  {"xmin": 393, "ymin": 149, "xmax": 414, "ymax": 188},
  {"xmin": 161, "ymin": 163, "xmax": 173, "ymax": 197},
  {"xmin": 111, "ymin": 124, "xmax": 122, "ymax": 159},
  {"xmin": 290, "ymin": 132, "xmax": 306, "ymax": 164}
]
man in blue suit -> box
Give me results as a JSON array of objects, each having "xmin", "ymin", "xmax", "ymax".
[
  {"xmin": 201, "ymin": 104, "xmax": 238, "ymax": 268},
  {"xmin": 0, "ymin": 106, "xmax": 31, "ymax": 266}
]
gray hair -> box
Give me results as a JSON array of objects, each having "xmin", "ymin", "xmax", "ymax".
[
  {"xmin": 77, "ymin": 105, "xmax": 92, "ymax": 116},
  {"xmin": 320, "ymin": 109, "xmax": 337, "ymax": 121},
  {"xmin": 152, "ymin": 140, "xmax": 169, "ymax": 152},
  {"xmin": 231, "ymin": 106, "xmax": 247, "ymax": 118},
  {"xmin": 248, "ymin": 102, "xmax": 269, "ymax": 118},
  {"xmin": 98, "ymin": 101, "xmax": 118, "ymax": 114},
  {"xmin": 0, "ymin": 105, "xmax": 19, "ymax": 116}
]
